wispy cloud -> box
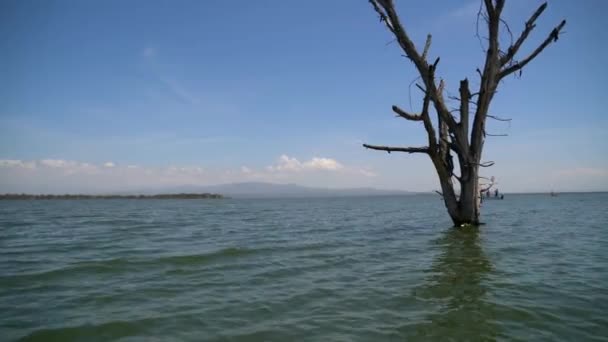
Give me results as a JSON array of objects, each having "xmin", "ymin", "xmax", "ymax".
[
  {"xmin": 0, "ymin": 160, "xmax": 36, "ymax": 169},
  {"xmin": 158, "ymin": 76, "xmax": 200, "ymax": 105},
  {"xmin": 2, "ymin": 159, "xmax": 100, "ymax": 176},
  {"xmin": 140, "ymin": 46, "xmax": 201, "ymax": 105}
]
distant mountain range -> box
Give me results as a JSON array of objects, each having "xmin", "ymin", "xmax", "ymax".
[{"xmin": 130, "ymin": 182, "xmax": 416, "ymax": 198}]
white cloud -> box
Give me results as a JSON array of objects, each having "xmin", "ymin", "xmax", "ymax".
[
  {"xmin": 272, "ymin": 155, "xmax": 303, "ymax": 172},
  {"xmin": 304, "ymin": 157, "xmax": 343, "ymax": 171},
  {"xmin": 13, "ymin": 159, "xmax": 99, "ymax": 176},
  {"xmin": 40, "ymin": 159, "xmax": 69, "ymax": 168},
  {"xmin": 0, "ymin": 160, "xmax": 22, "ymax": 168},
  {"xmin": 268, "ymin": 155, "xmax": 344, "ymax": 172},
  {"xmin": 0, "ymin": 156, "xmax": 379, "ymax": 193},
  {"xmin": 0, "ymin": 160, "xmax": 36, "ymax": 169},
  {"xmin": 170, "ymin": 166, "xmax": 204, "ymax": 175}
]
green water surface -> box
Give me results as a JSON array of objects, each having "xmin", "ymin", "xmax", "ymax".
[{"xmin": 1, "ymin": 193, "xmax": 607, "ymax": 341}]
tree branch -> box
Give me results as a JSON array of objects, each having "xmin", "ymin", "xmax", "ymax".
[
  {"xmin": 447, "ymin": 140, "xmax": 462, "ymax": 155},
  {"xmin": 369, "ymin": 0, "xmax": 459, "ymax": 135},
  {"xmin": 480, "ymin": 182, "xmax": 495, "ymax": 193},
  {"xmin": 499, "ymin": 17, "xmax": 514, "ymax": 49},
  {"xmin": 470, "ymin": 0, "xmax": 503, "ymax": 158},
  {"xmin": 500, "ymin": 19, "xmax": 566, "ymax": 79},
  {"xmin": 362, "ymin": 143, "xmax": 429, "ymax": 154},
  {"xmin": 494, "ymin": 0, "xmax": 506, "ymax": 20},
  {"xmin": 483, "ymin": 0, "xmax": 494, "ymax": 17},
  {"xmin": 369, "ymin": 0, "xmax": 394, "ymax": 32},
  {"xmin": 392, "ymin": 105, "xmax": 422, "ymax": 121},
  {"xmin": 369, "ymin": 0, "xmax": 424, "ymax": 70},
  {"xmin": 475, "ymin": 2, "xmax": 488, "ymax": 52},
  {"xmin": 459, "ymin": 78, "xmax": 471, "ymax": 141},
  {"xmin": 419, "ymin": 92, "xmax": 437, "ymax": 152},
  {"xmin": 422, "ymin": 34, "xmax": 432, "ymax": 61},
  {"xmin": 436, "ymin": 80, "xmax": 450, "ymax": 158},
  {"xmin": 500, "ymin": 2, "xmax": 547, "ymax": 66}
]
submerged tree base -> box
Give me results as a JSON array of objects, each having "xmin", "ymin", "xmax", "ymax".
[{"xmin": 455, "ymin": 222, "xmax": 486, "ymax": 228}]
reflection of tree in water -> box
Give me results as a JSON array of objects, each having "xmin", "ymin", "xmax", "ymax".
[{"xmin": 410, "ymin": 227, "xmax": 499, "ymax": 340}]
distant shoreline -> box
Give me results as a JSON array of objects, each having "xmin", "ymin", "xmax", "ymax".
[
  {"xmin": 0, "ymin": 191, "xmax": 605, "ymax": 200},
  {"xmin": 0, "ymin": 193, "xmax": 224, "ymax": 200}
]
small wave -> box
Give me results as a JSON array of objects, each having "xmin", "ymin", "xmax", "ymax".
[
  {"xmin": 157, "ymin": 247, "xmax": 257, "ymax": 265},
  {"xmin": 1, "ymin": 247, "xmax": 259, "ymax": 286},
  {"xmin": 17, "ymin": 318, "xmax": 153, "ymax": 342}
]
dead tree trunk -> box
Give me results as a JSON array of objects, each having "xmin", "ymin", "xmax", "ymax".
[{"xmin": 363, "ymin": 0, "xmax": 565, "ymax": 226}]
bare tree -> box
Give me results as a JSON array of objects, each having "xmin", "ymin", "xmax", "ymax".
[{"xmin": 363, "ymin": 0, "xmax": 565, "ymax": 226}]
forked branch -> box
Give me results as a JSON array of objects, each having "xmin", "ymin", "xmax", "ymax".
[
  {"xmin": 501, "ymin": 2, "xmax": 548, "ymax": 66},
  {"xmin": 500, "ymin": 19, "xmax": 566, "ymax": 78}
]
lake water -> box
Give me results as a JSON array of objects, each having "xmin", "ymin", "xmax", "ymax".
[{"xmin": 1, "ymin": 193, "xmax": 607, "ymax": 341}]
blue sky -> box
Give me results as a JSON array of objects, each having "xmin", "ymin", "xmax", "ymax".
[{"xmin": 1, "ymin": 0, "xmax": 607, "ymax": 193}]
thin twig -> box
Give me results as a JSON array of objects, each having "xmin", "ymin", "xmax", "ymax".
[
  {"xmin": 487, "ymin": 114, "xmax": 512, "ymax": 121},
  {"xmin": 475, "ymin": 0, "xmax": 487, "ymax": 52},
  {"xmin": 408, "ymin": 76, "xmax": 422, "ymax": 111}
]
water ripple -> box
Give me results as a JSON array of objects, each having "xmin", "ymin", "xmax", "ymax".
[{"xmin": 1, "ymin": 194, "xmax": 607, "ymax": 341}]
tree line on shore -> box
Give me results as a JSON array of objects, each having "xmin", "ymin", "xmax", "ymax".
[{"xmin": 0, "ymin": 193, "xmax": 224, "ymax": 200}]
